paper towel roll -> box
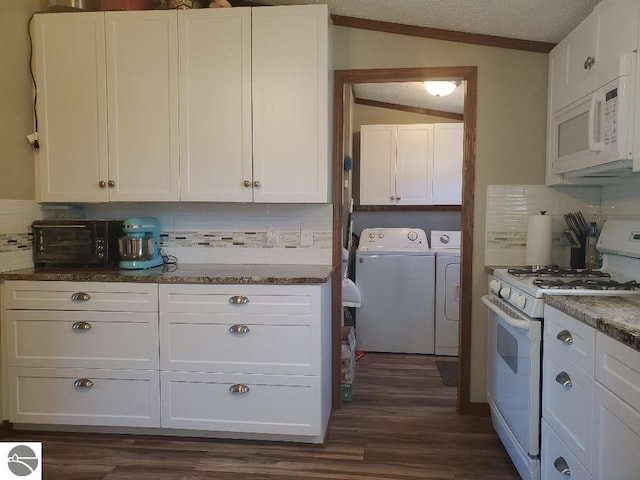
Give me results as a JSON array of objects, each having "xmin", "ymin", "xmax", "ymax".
[{"xmin": 525, "ymin": 213, "xmax": 552, "ymax": 266}]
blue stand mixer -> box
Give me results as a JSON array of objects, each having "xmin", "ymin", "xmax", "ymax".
[{"xmin": 118, "ymin": 217, "xmax": 163, "ymax": 269}]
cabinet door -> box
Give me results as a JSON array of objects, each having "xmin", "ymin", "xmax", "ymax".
[
  {"xmin": 546, "ymin": 41, "xmax": 566, "ymax": 186},
  {"xmin": 105, "ymin": 10, "xmax": 179, "ymax": 201},
  {"xmin": 252, "ymin": 5, "xmax": 329, "ymax": 203},
  {"xmin": 359, "ymin": 125, "xmax": 396, "ymax": 205},
  {"xmin": 592, "ymin": 382, "xmax": 640, "ymax": 480},
  {"xmin": 396, "ymin": 124, "xmax": 432, "ymax": 205},
  {"xmin": 432, "ymin": 123, "xmax": 463, "ymax": 204},
  {"xmin": 178, "ymin": 8, "xmax": 252, "ymax": 202},
  {"xmin": 563, "ymin": 12, "xmax": 598, "ymax": 107},
  {"xmin": 33, "ymin": 13, "xmax": 109, "ymax": 202}
]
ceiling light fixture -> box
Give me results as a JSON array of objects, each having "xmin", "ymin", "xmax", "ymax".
[{"xmin": 423, "ymin": 80, "xmax": 461, "ymax": 97}]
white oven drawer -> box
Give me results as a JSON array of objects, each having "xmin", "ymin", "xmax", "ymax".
[
  {"xmin": 8, "ymin": 367, "xmax": 160, "ymax": 427},
  {"xmin": 6, "ymin": 310, "xmax": 159, "ymax": 369},
  {"xmin": 160, "ymin": 313, "xmax": 319, "ymax": 375},
  {"xmin": 542, "ymin": 350, "xmax": 594, "ymax": 470},
  {"xmin": 544, "ymin": 305, "xmax": 595, "ymax": 375},
  {"xmin": 4, "ymin": 281, "xmax": 158, "ymax": 312},
  {"xmin": 159, "ymin": 284, "xmax": 319, "ymax": 315},
  {"xmin": 160, "ymin": 372, "xmax": 320, "ymax": 436},
  {"xmin": 542, "ymin": 420, "xmax": 592, "ymax": 480}
]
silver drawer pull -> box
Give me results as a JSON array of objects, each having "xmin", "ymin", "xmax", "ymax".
[
  {"xmin": 229, "ymin": 325, "xmax": 250, "ymax": 335},
  {"xmin": 556, "ymin": 330, "xmax": 574, "ymax": 344},
  {"xmin": 229, "ymin": 384, "xmax": 250, "ymax": 395},
  {"xmin": 553, "ymin": 456, "xmax": 571, "ymax": 476},
  {"xmin": 555, "ymin": 371, "xmax": 573, "ymax": 388},
  {"xmin": 71, "ymin": 292, "xmax": 91, "ymax": 302},
  {"xmin": 72, "ymin": 321, "xmax": 92, "ymax": 332},
  {"xmin": 74, "ymin": 378, "xmax": 94, "ymax": 389},
  {"xmin": 228, "ymin": 295, "xmax": 249, "ymax": 305}
]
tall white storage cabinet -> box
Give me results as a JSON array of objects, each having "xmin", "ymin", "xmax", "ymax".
[
  {"xmin": 252, "ymin": 5, "xmax": 329, "ymax": 203},
  {"xmin": 32, "ymin": 13, "xmax": 109, "ymax": 203},
  {"xmin": 178, "ymin": 8, "xmax": 252, "ymax": 202}
]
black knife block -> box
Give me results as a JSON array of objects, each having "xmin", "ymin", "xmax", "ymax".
[{"xmin": 570, "ymin": 245, "xmax": 586, "ymax": 269}]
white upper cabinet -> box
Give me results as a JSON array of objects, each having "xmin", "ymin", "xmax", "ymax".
[
  {"xmin": 178, "ymin": 8, "xmax": 252, "ymax": 202},
  {"xmin": 359, "ymin": 123, "xmax": 462, "ymax": 206},
  {"xmin": 33, "ymin": 13, "xmax": 109, "ymax": 203},
  {"xmin": 34, "ymin": 6, "xmax": 329, "ymax": 204},
  {"xmin": 106, "ymin": 10, "xmax": 180, "ymax": 201},
  {"xmin": 252, "ymin": 5, "xmax": 329, "ymax": 203},
  {"xmin": 432, "ymin": 123, "xmax": 463, "ymax": 205}
]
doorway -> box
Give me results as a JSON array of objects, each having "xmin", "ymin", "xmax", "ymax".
[{"xmin": 331, "ymin": 66, "xmax": 477, "ymax": 414}]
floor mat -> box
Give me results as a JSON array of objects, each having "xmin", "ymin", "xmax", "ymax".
[{"xmin": 435, "ymin": 360, "xmax": 458, "ymax": 386}]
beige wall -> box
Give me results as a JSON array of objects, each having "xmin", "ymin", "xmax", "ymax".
[
  {"xmin": 332, "ymin": 26, "xmax": 549, "ymax": 402},
  {"xmin": 0, "ymin": 1, "xmax": 46, "ymax": 200},
  {"xmin": 353, "ymin": 103, "xmax": 460, "ymax": 131}
]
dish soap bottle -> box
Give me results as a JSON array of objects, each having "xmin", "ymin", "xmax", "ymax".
[{"xmin": 585, "ymin": 222, "xmax": 600, "ymax": 270}]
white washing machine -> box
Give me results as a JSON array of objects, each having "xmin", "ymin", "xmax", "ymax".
[
  {"xmin": 355, "ymin": 228, "xmax": 435, "ymax": 354},
  {"xmin": 431, "ymin": 230, "xmax": 461, "ymax": 356}
]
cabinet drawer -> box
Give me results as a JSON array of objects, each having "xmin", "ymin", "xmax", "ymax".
[
  {"xmin": 541, "ymin": 420, "xmax": 591, "ymax": 480},
  {"xmin": 544, "ymin": 306, "xmax": 595, "ymax": 375},
  {"xmin": 160, "ymin": 313, "xmax": 318, "ymax": 374},
  {"xmin": 595, "ymin": 332, "xmax": 640, "ymax": 412},
  {"xmin": 8, "ymin": 367, "xmax": 160, "ymax": 427},
  {"xmin": 542, "ymin": 351, "xmax": 593, "ymax": 469},
  {"xmin": 6, "ymin": 310, "xmax": 159, "ymax": 369},
  {"xmin": 159, "ymin": 284, "xmax": 319, "ymax": 315},
  {"xmin": 160, "ymin": 371, "xmax": 320, "ymax": 436},
  {"xmin": 4, "ymin": 281, "xmax": 158, "ymax": 312}
]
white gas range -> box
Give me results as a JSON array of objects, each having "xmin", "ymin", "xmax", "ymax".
[{"xmin": 483, "ymin": 219, "xmax": 640, "ymax": 480}]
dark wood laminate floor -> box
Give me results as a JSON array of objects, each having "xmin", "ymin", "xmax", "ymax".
[{"xmin": 1, "ymin": 354, "xmax": 519, "ymax": 479}]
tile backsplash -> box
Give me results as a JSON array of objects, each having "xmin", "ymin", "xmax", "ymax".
[
  {"xmin": 485, "ymin": 185, "xmax": 601, "ymax": 266},
  {"xmin": 0, "ymin": 200, "xmax": 41, "ymax": 272}
]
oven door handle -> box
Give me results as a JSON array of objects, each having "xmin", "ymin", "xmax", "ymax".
[{"xmin": 481, "ymin": 295, "xmax": 533, "ymax": 331}]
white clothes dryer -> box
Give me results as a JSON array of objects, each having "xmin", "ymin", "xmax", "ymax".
[
  {"xmin": 431, "ymin": 230, "xmax": 461, "ymax": 356},
  {"xmin": 355, "ymin": 228, "xmax": 435, "ymax": 354}
]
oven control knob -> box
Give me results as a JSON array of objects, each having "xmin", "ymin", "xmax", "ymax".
[
  {"xmin": 511, "ymin": 292, "xmax": 526, "ymax": 309},
  {"xmin": 407, "ymin": 231, "xmax": 418, "ymax": 241},
  {"xmin": 489, "ymin": 279, "xmax": 501, "ymax": 293},
  {"xmin": 499, "ymin": 286, "xmax": 511, "ymax": 299}
]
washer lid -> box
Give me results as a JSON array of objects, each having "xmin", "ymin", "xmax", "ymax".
[
  {"xmin": 358, "ymin": 228, "xmax": 430, "ymax": 251},
  {"xmin": 430, "ymin": 230, "xmax": 461, "ymax": 249}
]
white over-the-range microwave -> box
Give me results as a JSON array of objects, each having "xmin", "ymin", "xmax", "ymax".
[{"xmin": 550, "ymin": 52, "xmax": 638, "ymax": 178}]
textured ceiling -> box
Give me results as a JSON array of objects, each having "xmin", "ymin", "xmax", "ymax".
[
  {"xmin": 251, "ymin": 0, "xmax": 601, "ymax": 43},
  {"xmin": 353, "ymin": 82, "xmax": 465, "ymax": 115}
]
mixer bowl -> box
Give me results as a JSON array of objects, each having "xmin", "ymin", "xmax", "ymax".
[{"xmin": 118, "ymin": 236, "xmax": 155, "ymax": 260}]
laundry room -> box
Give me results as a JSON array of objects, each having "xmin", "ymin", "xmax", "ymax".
[{"xmin": 341, "ymin": 75, "xmax": 465, "ymax": 393}]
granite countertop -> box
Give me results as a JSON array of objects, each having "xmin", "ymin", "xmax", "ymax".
[
  {"xmin": 545, "ymin": 295, "xmax": 640, "ymax": 352},
  {"xmin": 0, "ymin": 264, "xmax": 334, "ymax": 285}
]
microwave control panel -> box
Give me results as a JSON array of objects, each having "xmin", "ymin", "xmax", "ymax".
[{"xmin": 604, "ymin": 87, "xmax": 618, "ymax": 145}]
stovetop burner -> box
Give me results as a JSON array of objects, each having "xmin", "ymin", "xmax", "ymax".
[
  {"xmin": 532, "ymin": 278, "xmax": 639, "ymax": 291},
  {"xmin": 507, "ymin": 266, "xmax": 611, "ymax": 278}
]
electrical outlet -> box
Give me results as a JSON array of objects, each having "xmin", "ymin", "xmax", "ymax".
[
  {"xmin": 267, "ymin": 227, "xmax": 279, "ymax": 247},
  {"xmin": 301, "ymin": 230, "xmax": 313, "ymax": 247}
]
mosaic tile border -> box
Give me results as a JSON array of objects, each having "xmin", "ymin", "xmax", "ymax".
[
  {"xmin": 160, "ymin": 231, "xmax": 332, "ymax": 249},
  {"xmin": 0, "ymin": 233, "xmax": 32, "ymax": 253}
]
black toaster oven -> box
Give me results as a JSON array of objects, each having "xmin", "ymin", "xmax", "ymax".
[{"xmin": 32, "ymin": 219, "xmax": 123, "ymax": 267}]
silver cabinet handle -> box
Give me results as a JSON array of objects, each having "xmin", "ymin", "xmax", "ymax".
[
  {"xmin": 228, "ymin": 295, "xmax": 249, "ymax": 305},
  {"xmin": 72, "ymin": 321, "xmax": 92, "ymax": 332},
  {"xmin": 556, "ymin": 330, "xmax": 573, "ymax": 344},
  {"xmin": 253, "ymin": 180, "xmax": 261, "ymax": 188},
  {"xmin": 99, "ymin": 180, "xmax": 106, "ymax": 188},
  {"xmin": 229, "ymin": 384, "xmax": 250, "ymax": 394},
  {"xmin": 583, "ymin": 55, "xmax": 595, "ymax": 70},
  {"xmin": 243, "ymin": 180, "xmax": 251, "ymax": 188},
  {"xmin": 553, "ymin": 456, "xmax": 571, "ymax": 476},
  {"xmin": 71, "ymin": 292, "xmax": 91, "ymax": 302},
  {"xmin": 229, "ymin": 325, "xmax": 250, "ymax": 334},
  {"xmin": 74, "ymin": 378, "xmax": 94, "ymax": 389},
  {"xmin": 555, "ymin": 371, "xmax": 573, "ymax": 388},
  {"xmin": 108, "ymin": 180, "xmax": 115, "ymax": 187}
]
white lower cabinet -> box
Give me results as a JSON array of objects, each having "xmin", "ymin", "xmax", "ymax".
[
  {"xmin": 158, "ymin": 283, "xmax": 331, "ymax": 442},
  {"xmin": 3, "ymin": 281, "xmax": 160, "ymax": 428},
  {"xmin": 542, "ymin": 305, "xmax": 640, "ymax": 479}
]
